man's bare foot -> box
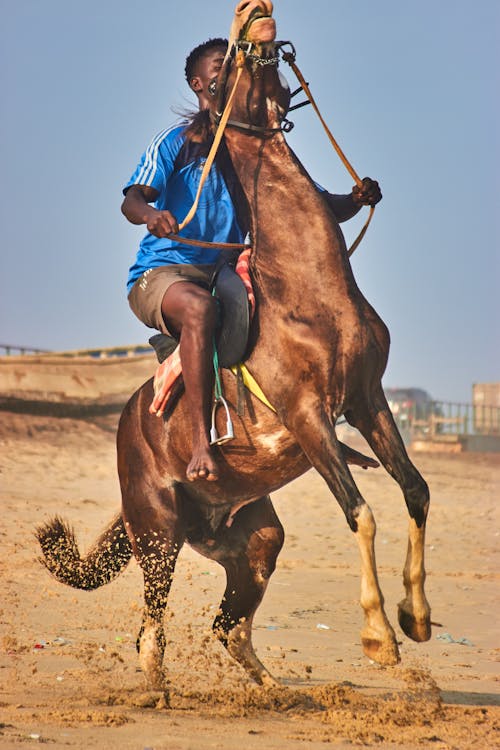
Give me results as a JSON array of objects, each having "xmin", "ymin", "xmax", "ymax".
[
  {"xmin": 340, "ymin": 442, "xmax": 379, "ymax": 470},
  {"xmin": 186, "ymin": 448, "xmax": 219, "ymax": 482}
]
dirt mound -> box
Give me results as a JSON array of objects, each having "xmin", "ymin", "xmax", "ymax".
[
  {"xmin": 0, "ymin": 352, "xmax": 155, "ymax": 420},
  {"xmin": 0, "ymin": 410, "xmax": 120, "ymax": 441}
]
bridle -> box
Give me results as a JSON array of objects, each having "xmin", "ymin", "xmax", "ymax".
[
  {"xmin": 211, "ymin": 40, "xmax": 296, "ymax": 137},
  {"xmin": 234, "ymin": 39, "xmax": 281, "ymax": 67},
  {"xmin": 168, "ymin": 35, "xmax": 374, "ymax": 256}
]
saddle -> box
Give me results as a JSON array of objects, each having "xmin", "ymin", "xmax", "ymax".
[
  {"xmin": 149, "ymin": 251, "xmax": 251, "ymax": 368},
  {"xmin": 148, "ymin": 249, "xmax": 256, "ymax": 420}
]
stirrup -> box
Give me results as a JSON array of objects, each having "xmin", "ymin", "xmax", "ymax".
[{"xmin": 210, "ymin": 396, "xmax": 234, "ymax": 445}]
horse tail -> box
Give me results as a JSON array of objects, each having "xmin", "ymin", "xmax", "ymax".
[{"xmin": 35, "ymin": 513, "xmax": 132, "ymax": 590}]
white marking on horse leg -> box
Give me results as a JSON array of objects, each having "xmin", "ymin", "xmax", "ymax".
[
  {"xmin": 138, "ymin": 621, "xmax": 165, "ymax": 690},
  {"xmin": 398, "ymin": 518, "xmax": 432, "ymax": 641},
  {"xmin": 355, "ymin": 504, "xmax": 400, "ymax": 665},
  {"xmin": 225, "ymin": 616, "xmax": 278, "ymax": 687}
]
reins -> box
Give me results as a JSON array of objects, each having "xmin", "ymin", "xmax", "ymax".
[
  {"xmin": 167, "ymin": 40, "xmax": 374, "ymax": 256},
  {"xmin": 167, "ymin": 49, "xmax": 250, "ymax": 251},
  {"xmin": 279, "ymin": 44, "xmax": 375, "ymax": 256}
]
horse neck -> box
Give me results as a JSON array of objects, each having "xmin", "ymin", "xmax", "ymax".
[{"xmin": 223, "ymin": 130, "xmax": 356, "ymax": 291}]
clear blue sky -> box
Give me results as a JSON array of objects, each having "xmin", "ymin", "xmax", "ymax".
[{"xmin": 1, "ymin": 0, "xmax": 498, "ymax": 403}]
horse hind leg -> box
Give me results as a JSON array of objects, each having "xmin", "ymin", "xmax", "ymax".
[
  {"xmin": 136, "ymin": 541, "xmax": 180, "ymax": 691},
  {"xmin": 347, "ymin": 388, "xmax": 432, "ymax": 643},
  {"xmin": 191, "ymin": 496, "xmax": 284, "ymax": 687},
  {"xmin": 123, "ymin": 492, "xmax": 186, "ymax": 691}
]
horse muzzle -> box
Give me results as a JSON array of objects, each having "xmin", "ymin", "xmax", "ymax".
[
  {"xmin": 246, "ymin": 17, "xmax": 276, "ymax": 44},
  {"xmin": 235, "ymin": 0, "xmax": 276, "ymax": 45}
]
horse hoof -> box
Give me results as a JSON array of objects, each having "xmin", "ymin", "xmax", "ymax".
[
  {"xmin": 398, "ymin": 603, "xmax": 432, "ymax": 642},
  {"xmin": 134, "ymin": 690, "xmax": 170, "ymax": 709},
  {"xmin": 139, "ymin": 668, "xmax": 166, "ymax": 692},
  {"xmin": 361, "ymin": 635, "xmax": 400, "ymax": 666},
  {"xmin": 258, "ymin": 670, "xmax": 280, "ymax": 688}
]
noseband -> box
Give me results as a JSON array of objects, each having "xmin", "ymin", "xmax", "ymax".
[{"xmin": 236, "ymin": 39, "xmax": 281, "ymax": 67}]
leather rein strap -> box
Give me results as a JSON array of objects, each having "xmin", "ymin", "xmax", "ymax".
[
  {"xmin": 168, "ymin": 42, "xmax": 374, "ymax": 256},
  {"xmin": 280, "ymin": 45, "xmax": 374, "ymax": 256},
  {"xmin": 167, "ymin": 49, "xmax": 250, "ymax": 251},
  {"xmin": 166, "ymin": 234, "xmax": 250, "ymax": 250}
]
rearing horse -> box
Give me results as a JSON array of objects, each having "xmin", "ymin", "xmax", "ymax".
[{"xmin": 37, "ymin": 0, "xmax": 431, "ymax": 690}]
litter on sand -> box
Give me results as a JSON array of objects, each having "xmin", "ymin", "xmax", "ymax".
[
  {"xmin": 436, "ymin": 632, "xmax": 474, "ymax": 646},
  {"xmin": 52, "ymin": 636, "xmax": 71, "ymax": 646}
]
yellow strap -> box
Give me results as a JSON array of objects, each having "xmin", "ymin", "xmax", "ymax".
[{"xmin": 230, "ymin": 363, "xmax": 276, "ymax": 412}]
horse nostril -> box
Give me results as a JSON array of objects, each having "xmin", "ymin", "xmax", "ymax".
[{"xmin": 236, "ymin": 0, "xmax": 273, "ymax": 17}]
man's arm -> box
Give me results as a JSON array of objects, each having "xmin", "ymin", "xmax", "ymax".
[
  {"xmin": 323, "ymin": 177, "xmax": 382, "ymax": 223},
  {"xmin": 121, "ymin": 184, "xmax": 179, "ymax": 237}
]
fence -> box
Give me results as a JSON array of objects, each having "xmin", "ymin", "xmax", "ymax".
[
  {"xmin": 0, "ymin": 344, "xmax": 51, "ymax": 356},
  {"xmin": 0, "ymin": 344, "xmax": 153, "ymax": 359},
  {"xmin": 391, "ymin": 401, "xmax": 500, "ymax": 440},
  {"xmin": 2, "ymin": 344, "xmax": 499, "ymax": 439}
]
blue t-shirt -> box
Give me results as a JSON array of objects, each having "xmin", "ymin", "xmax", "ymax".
[{"xmin": 124, "ymin": 124, "xmax": 245, "ymax": 292}]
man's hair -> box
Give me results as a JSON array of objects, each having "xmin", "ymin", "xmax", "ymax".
[{"xmin": 184, "ymin": 38, "xmax": 228, "ymax": 84}]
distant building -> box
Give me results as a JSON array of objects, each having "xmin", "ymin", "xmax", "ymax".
[{"xmin": 473, "ymin": 383, "xmax": 500, "ymax": 435}]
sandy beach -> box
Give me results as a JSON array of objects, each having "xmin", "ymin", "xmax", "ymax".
[{"xmin": 0, "ymin": 409, "xmax": 498, "ymax": 749}]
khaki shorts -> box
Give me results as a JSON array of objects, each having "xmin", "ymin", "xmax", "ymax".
[{"xmin": 128, "ymin": 264, "xmax": 216, "ymax": 335}]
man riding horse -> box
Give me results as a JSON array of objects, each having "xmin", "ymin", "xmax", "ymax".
[
  {"xmin": 38, "ymin": 1, "xmax": 432, "ymax": 690},
  {"xmin": 121, "ymin": 37, "xmax": 382, "ymax": 483}
]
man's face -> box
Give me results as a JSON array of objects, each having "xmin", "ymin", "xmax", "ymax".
[{"xmin": 190, "ymin": 47, "xmax": 226, "ymax": 106}]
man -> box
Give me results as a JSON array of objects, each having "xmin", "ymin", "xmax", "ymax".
[{"xmin": 121, "ymin": 38, "xmax": 381, "ymax": 484}]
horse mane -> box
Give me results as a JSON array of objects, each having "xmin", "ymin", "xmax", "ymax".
[{"xmin": 183, "ymin": 109, "xmax": 212, "ymax": 145}]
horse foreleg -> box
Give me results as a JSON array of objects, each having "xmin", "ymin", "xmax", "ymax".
[
  {"xmin": 398, "ymin": 519, "xmax": 431, "ymax": 641},
  {"xmin": 193, "ymin": 496, "xmax": 284, "ymax": 686},
  {"xmin": 351, "ymin": 502, "xmax": 401, "ymax": 664},
  {"xmin": 347, "ymin": 389, "xmax": 431, "ymax": 643},
  {"xmin": 289, "ymin": 399, "xmax": 399, "ymax": 665}
]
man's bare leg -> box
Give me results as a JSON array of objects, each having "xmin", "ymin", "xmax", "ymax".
[{"xmin": 161, "ymin": 281, "xmax": 219, "ymax": 481}]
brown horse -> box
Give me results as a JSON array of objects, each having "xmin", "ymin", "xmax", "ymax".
[{"xmin": 37, "ymin": 0, "xmax": 431, "ymax": 690}]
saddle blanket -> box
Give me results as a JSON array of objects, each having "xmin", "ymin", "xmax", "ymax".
[{"xmin": 150, "ymin": 248, "xmax": 255, "ymax": 418}]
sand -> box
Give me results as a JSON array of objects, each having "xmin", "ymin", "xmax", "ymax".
[{"xmin": 0, "ymin": 411, "xmax": 499, "ymax": 749}]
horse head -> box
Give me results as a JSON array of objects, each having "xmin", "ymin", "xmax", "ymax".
[{"xmin": 210, "ymin": 0, "xmax": 291, "ymax": 135}]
